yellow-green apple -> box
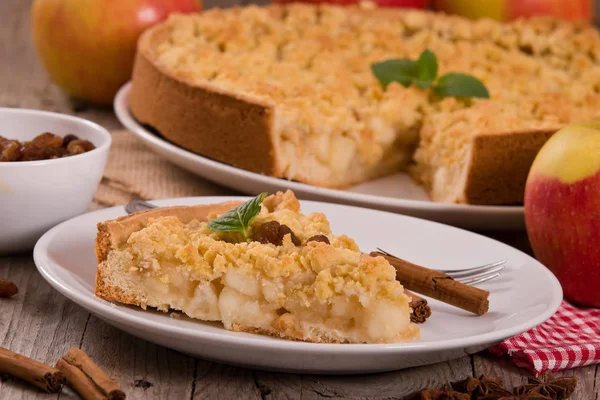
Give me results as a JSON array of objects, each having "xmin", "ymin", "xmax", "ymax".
[
  {"xmin": 31, "ymin": 0, "xmax": 202, "ymax": 107},
  {"xmin": 433, "ymin": 0, "xmax": 503, "ymax": 20},
  {"xmin": 434, "ymin": 0, "xmax": 592, "ymax": 22},
  {"xmin": 525, "ymin": 122, "xmax": 600, "ymax": 307}
]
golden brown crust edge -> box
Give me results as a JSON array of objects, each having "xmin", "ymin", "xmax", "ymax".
[
  {"xmin": 463, "ymin": 129, "xmax": 557, "ymax": 205},
  {"xmin": 94, "ymin": 201, "xmax": 242, "ymax": 300},
  {"xmin": 129, "ymin": 24, "xmax": 278, "ymax": 177},
  {"xmin": 95, "ymin": 261, "xmax": 139, "ymax": 305}
]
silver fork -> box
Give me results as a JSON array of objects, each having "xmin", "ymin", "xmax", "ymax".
[
  {"xmin": 375, "ymin": 248, "xmax": 506, "ymax": 286},
  {"xmin": 124, "ymin": 199, "xmax": 507, "ymax": 286},
  {"xmin": 125, "ymin": 198, "xmax": 157, "ymax": 214}
]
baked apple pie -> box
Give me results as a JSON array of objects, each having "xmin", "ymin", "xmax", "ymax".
[
  {"xmin": 129, "ymin": 3, "xmax": 600, "ymax": 205},
  {"xmin": 95, "ymin": 191, "xmax": 419, "ymax": 343}
]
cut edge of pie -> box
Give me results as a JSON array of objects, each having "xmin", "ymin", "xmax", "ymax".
[{"xmin": 95, "ymin": 191, "xmax": 419, "ymax": 344}]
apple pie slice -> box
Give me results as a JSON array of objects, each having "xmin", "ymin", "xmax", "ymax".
[{"xmin": 95, "ymin": 190, "xmax": 419, "ymax": 343}]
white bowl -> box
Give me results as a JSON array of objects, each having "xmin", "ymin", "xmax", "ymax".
[{"xmin": 0, "ymin": 108, "xmax": 111, "ymax": 254}]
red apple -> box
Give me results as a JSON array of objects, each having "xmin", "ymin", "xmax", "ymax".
[
  {"xmin": 273, "ymin": 0, "xmax": 430, "ymax": 9},
  {"xmin": 507, "ymin": 0, "xmax": 593, "ymax": 21},
  {"xmin": 434, "ymin": 0, "xmax": 593, "ymax": 22},
  {"xmin": 31, "ymin": 0, "xmax": 202, "ymax": 107},
  {"xmin": 524, "ymin": 122, "xmax": 600, "ymax": 307}
]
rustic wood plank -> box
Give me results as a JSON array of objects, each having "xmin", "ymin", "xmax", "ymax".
[
  {"xmin": 0, "ymin": 256, "xmax": 89, "ymax": 399},
  {"xmin": 553, "ymin": 367, "xmax": 597, "ymax": 400},
  {"xmin": 255, "ymin": 357, "xmax": 472, "ymax": 399},
  {"xmin": 193, "ymin": 361, "xmax": 262, "ymax": 399},
  {"xmin": 474, "ymin": 353, "xmax": 597, "ymax": 399},
  {"xmin": 79, "ymin": 315, "xmax": 196, "ymax": 399},
  {"xmin": 593, "ymin": 365, "xmax": 600, "ymax": 399},
  {"xmin": 473, "ymin": 354, "xmax": 526, "ymax": 391}
]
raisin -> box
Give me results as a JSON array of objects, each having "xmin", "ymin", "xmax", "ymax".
[
  {"xmin": 62, "ymin": 134, "xmax": 79, "ymax": 147},
  {"xmin": 254, "ymin": 221, "xmax": 301, "ymax": 246},
  {"xmin": 19, "ymin": 144, "xmax": 47, "ymax": 161},
  {"xmin": 278, "ymin": 224, "xmax": 301, "ymax": 246},
  {"xmin": 254, "ymin": 221, "xmax": 283, "ymax": 245},
  {"xmin": 31, "ymin": 132, "xmax": 63, "ymax": 148},
  {"xmin": 67, "ymin": 139, "xmax": 95, "ymax": 155},
  {"xmin": 0, "ymin": 133, "xmax": 94, "ymax": 161},
  {"xmin": 0, "ymin": 140, "xmax": 22, "ymax": 161},
  {"xmin": 45, "ymin": 147, "xmax": 68, "ymax": 159},
  {"xmin": 306, "ymin": 235, "xmax": 330, "ymax": 245}
]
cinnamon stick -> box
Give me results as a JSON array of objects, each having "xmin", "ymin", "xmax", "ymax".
[
  {"xmin": 372, "ymin": 252, "xmax": 489, "ymax": 315},
  {"xmin": 0, "ymin": 346, "xmax": 65, "ymax": 392},
  {"xmin": 405, "ymin": 290, "xmax": 432, "ymax": 323},
  {"xmin": 56, "ymin": 348, "xmax": 125, "ymax": 400}
]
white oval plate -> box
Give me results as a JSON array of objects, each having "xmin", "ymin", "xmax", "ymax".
[
  {"xmin": 114, "ymin": 83, "xmax": 524, "ymax": 230},
  {"xmin": 34, "ymin": 196, "xmax": 561, "ymax": 374}
]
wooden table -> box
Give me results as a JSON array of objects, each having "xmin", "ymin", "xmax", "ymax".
[{"xmin": 1, "ymin": 0, "xmax": 598, "ymax": 398}]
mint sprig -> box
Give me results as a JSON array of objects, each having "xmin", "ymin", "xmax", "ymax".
[
  {"xmin": 207, "ymin": 192, "xmax": 267, "ymax": 239},
  {"xmin": 414, "ymin": 49, "xmax": 438, "ymax": 89},
  {"xmin": 371, "ymin": 59, "xmax": 418, "ymax": 88},
  {"xmin": 433, "ymin": 73, "xmax": 490, "ymax": 99},
  {"xmin": 371, "ymin": 49, "xmax": 489, "ymax": 99}
]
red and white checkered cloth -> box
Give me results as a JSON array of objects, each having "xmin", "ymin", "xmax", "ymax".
[{"xmin": 489, "ymin": 300, "xmax": 600, "ymax": 375}]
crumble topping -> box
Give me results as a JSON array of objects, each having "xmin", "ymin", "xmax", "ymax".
[{"xmin": 152, "ymin": 5, "xmax": 600, "ymax": 185}]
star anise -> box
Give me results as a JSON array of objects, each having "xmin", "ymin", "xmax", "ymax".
[
  {"xmin": 421, "ymin": 384, "xmax": 470, "ymax": 400},
  {"xmin": 477, "ymin": 388, "xmax": 551, "ymax": 400},
  {"xmin": 516, "ymin": 373, "xmax": 577, "ymax": 400},
  {"xmin": 452, "ymin": 375, "xmax": 504, "ymax": 398}
]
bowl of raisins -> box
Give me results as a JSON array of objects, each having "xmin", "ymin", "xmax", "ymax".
[{"xmin": 0, "ymin": 108, "xmax": 111, "ymax": 254}]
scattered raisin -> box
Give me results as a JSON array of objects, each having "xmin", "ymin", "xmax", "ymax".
[
  {"xmin": 67, "ymin": 139, "xmax": 95, "ymax": 155},
  {"xmin": 254, "ymin": 221, "xmax": 281, "ymax": 244},
  {"xmin": 279, "ymin": 224, "xmax": 301, "ymax": 246},
  {"xmin": 31, "ymin": 132, "xmax": 63, "ymax": 148},
  {"xmin": 254, "ymin": 221, "xmax": 279, "ymax": 244},
  {"xmin": 306, "ymin": 235, "xmax": 330, "ymax": 245},
  {"xmin": 254, "ymin": 221, "xmax": 301, "ymax": 246},
  {"xmin": 0, "ymin": 279, "xmax": 18, "ymax": 298}
]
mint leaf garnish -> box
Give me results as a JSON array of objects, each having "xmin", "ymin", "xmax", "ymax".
[
  {"xmin": 371, "ymin": 59, "xmax": 417, "ymax": 88},
  {"xmin": 414, "ymin": 49, "xmax": 438, "ymax": 89},
  {"xmin": 433, "ymin": 73, "xmax": 490, "ymax": 99},
  {"xmin": 371, "ymin": 49, "xmax": 489, "ymax": 99},
  {"xmin": 207, "ymin": 192, "xmax": 267, "ymax": 239}
]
